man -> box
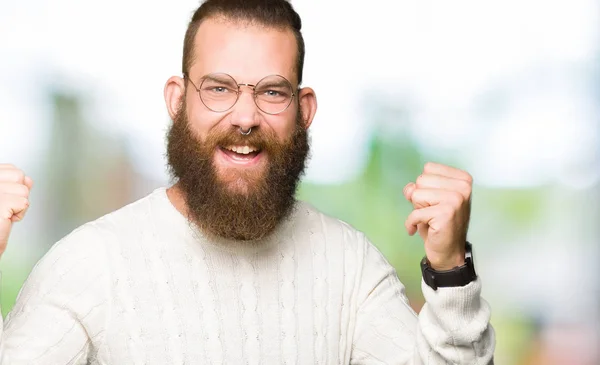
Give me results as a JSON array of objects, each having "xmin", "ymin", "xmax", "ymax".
[{"xmin": 0, "ymin": 0, "xmax": 495, "ymax": 363}]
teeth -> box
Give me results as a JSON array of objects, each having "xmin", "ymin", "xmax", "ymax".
[{"xmin": 225, "ymin": 145, "xmax": 257, "ymax": 155}]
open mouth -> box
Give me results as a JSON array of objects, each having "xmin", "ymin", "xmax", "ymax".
[{"xmin": 218, "ymin": 144, "xmax": 263, "ymax": 164}]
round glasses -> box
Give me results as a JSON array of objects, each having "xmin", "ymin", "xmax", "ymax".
[{"xmin": 185, "ymin": 72, "xmax": 296, "ymax": 115}]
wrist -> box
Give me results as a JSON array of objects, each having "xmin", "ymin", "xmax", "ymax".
[
  {"xmin": 421, "ymin": 242, "xmax": 476, "ymax": 290},
  {"xmin": 427, "ymin": 248, "xmax": 466, "ymax": 271}
]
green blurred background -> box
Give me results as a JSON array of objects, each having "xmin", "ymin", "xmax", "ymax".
[{"xmin": 1, "ymin": 1, "xmax": 599, "ymax": 364}]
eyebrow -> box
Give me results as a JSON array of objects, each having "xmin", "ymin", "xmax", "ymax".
[
  {"xmin": 201, "ymin": 74, "xmax": 237, "ymax": 84},
  {"xmin": 257, "ymin": 79, "xmax": 290, "ymax": 88}
]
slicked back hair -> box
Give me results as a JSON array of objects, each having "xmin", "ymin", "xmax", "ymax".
[{"xmin": 182, "ymin": 0, "xmax": 305, "ymax": 84}]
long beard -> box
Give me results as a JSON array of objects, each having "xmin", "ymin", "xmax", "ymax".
[{"xmin": 166, "ymin": 100, "xmax": 310, "ymax": 241}]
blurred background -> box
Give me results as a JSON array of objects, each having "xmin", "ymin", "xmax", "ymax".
[{"xmin": 1, "ymin": 0, "xmax": 599, "ymax": 363}]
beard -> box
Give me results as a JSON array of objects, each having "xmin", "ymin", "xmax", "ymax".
[{"xmin": 166, "ymin": 99, "xmax": 310, "ymax": 241}]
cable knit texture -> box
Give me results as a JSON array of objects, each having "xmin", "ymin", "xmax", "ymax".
[{"xmin": 0, "ymin": 188, "xmax": 494, "ymax": 364}]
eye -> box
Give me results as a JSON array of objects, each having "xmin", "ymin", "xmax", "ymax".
[
  {"xmin": 264, "ymin": 90, "xmax": 281, "ymax": 97},
  {"xmin": 211, "ymin": 86, "xmax": 229, "ymax": 93}
]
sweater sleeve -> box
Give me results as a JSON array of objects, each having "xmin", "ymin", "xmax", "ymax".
[
  {"xmin": 0, "ymin": 224, "xmax": 110, "ymax": 365},
  {"xmin": 350, "ymin": 235, "xmax": 495, "ymax": 364}
]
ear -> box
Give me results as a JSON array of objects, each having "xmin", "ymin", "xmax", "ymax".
[
  {"xmin": 297, "ymin": 87, "xmax": 317, "ymax": 130},
  {"xmin": 164, "ymin": 76, "xmax": 186, "ymax": 120}
]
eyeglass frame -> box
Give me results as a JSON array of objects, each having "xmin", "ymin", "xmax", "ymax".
[{"xmin": 183, "ymin": 72, "xmax": 298, "ymax": 115}]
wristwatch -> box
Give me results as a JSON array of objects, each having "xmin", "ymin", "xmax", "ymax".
[{"xmin": 421, "ymin": 241, "xmax": 477, "ymax": 290}]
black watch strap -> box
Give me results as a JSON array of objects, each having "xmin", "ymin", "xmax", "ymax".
[{"xmin": 421, "ymin": 242, "xmax": 477, "ymax": 290}]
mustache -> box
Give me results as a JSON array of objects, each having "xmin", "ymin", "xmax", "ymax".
[{"xmin": 203, "ymin": 125, "xmax": 282, "ymax": 153}]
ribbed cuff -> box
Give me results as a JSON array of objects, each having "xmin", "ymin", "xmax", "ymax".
[{"xmin": 421, "ymin": 278, "xmax": 490, "ymax": 337}]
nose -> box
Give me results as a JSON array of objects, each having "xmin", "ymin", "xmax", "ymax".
[{"xmin": 230, "ymin": 87, "xmax": 260, "ymax": 132}]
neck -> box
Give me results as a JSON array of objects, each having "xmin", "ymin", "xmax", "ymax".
[{"xmin": 166, "ymin": 182, "xmax": 189, "ymax": 219}]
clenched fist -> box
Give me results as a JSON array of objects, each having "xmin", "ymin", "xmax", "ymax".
[
  {"xmin": 0, "ymin": 164, "xmax": 33, "ymax": 259},
  {"xmin": 403, "ymin": 162, "xmax": 472, "ymax": 271}
]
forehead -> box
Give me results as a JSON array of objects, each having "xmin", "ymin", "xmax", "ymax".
[{"xmin": 190, "ymin": 18, "xmax": 298, "ymax": 85}]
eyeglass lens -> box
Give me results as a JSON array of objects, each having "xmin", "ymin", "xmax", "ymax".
[{"xmin": 198, "ymin": 73, "xmax": 294, "ymax": 114}]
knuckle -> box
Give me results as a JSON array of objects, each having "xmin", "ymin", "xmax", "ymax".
[
  {"xmin": 411, "ymin": 188, "xmax": 422, "ymax": 201},
  {"xmin": 408, "ymin": 209, "xmax": 418, "ymax": 220},
  {"xmin": 458, "ymin": 180, "xmax": 472, "ymax": 196},
  {"xmin": 449, "ymin": 191, "xmax": 464, "ymax": 205},
  {"xmin": 10, "ymin": 170, "xmax": 26, "ymax": 183},
  {"xmin": 17, "ymin": 184, "xmax": 30, "ymax": 197},
  {"xmin": 457, "ymin": 178, "xmax": 469, "ymax": 188},
  {"xmin": 443, "ymin": 204, "xmax": 456, "ymax": 217},
  {"xmin": 19, "ymin": 197, "xmax": 29, "ymax": 209},
  {"xmin": 463, "ymin": 172, "xmax": 473, "ymax": 184},
  {"xmin": 464, "ymin": 188, "xmax": 472, "ymax": 200}
]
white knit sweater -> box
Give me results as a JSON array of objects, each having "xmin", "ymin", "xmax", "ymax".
[{"xmin": 0, "ymin": 188, "xmax": 494, "ymax": 364}]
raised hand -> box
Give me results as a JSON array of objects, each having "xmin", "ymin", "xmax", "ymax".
[
  {"xmin": 0, "ymin": 164, "xmax": 33, "ymax": 259},
  {"xmin": 403, "ymin": 162, "xmax": 472, "ymax": 270}
]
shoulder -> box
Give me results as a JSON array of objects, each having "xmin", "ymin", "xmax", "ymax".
[
  {"xmin": 293, "ymin": 201, "xmax": 405, "ymax": 303},
  {"xmin": 294, "ymin": 200, "xmax": 365, "ymax": 242},
  {"xmin": 86, "ymin": 189, "xmax": 159, "ymax": 241},
  {"xmin": 35, "ymin": 189, "xmax": 160, "ymax": 272},
  {"xmin": 295, "ymin": 200, "xmax": 396, "ymax": 266},
  {"xmin": 293, "ymin": 200, "xmax": 385, "ymax": 260}
]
